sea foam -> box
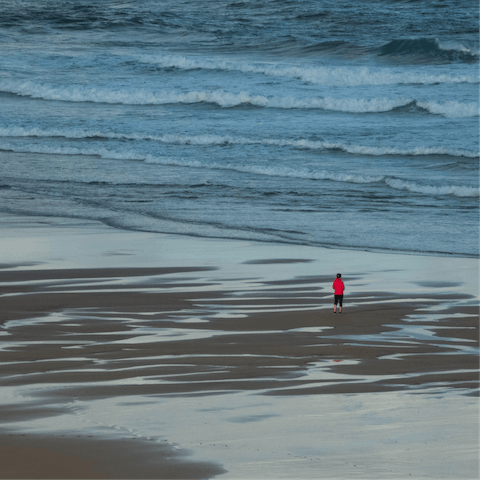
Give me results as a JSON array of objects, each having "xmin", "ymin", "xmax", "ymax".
[
  {"xmin": 416, "ymin": 100, "xmax": 479, "ymax": 118},
  {"xmin": 1, "ymin": 141, "xmax": 477, "ymax": 197},
  {"xmin": 385, "ymin": 178, "xmax": 479, "ymax": 197},
  {"xmin": 138, "ymin": 53, "xmax": 479, "ymax": 86},
  {"xmin": 0, "ymin": 127, "xmax": 477, "ymax": 158},
  {"xmin": 1, "ymin": 81, "xmax": 477, "ymax": 117}
]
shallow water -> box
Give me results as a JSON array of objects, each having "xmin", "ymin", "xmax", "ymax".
[
  {"xmin": 4, "ymin": 386, "xmax": 478, "ymax": 479},
  {"xmin": 0, "ymin": 217, "xmax": 478, "ymax": 478}
]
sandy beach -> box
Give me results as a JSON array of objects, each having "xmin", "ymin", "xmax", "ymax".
[{"xmin": 0, "ymin": 213, "xmax": 478, "ymax": 479}]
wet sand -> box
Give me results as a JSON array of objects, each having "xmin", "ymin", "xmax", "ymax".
[{"xmin": 0, "ymin": 214, "xmax": 478, "ymax": 479}]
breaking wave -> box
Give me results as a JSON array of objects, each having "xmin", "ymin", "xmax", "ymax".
[
  {"xmin": 1, "ymin": 81, "xmax": 477, "ymax": 117},
  {"xmin": 1, "ymin": 126, "xmax": 478, "ymax": 158},
  {"xmin": 378, "ymin": 38, "xmax": 479, "ymax": 63},
  {"xmin": 416, "ymin": 100, "xmax": 479, "ymax": 118},
  {"xmin": 0, "ymin": 141, "xmax": 477, "ymax": 197},
  {"xmin": 138, "ymin": 53, "xmax": 478, "ymax": 85},
  {"xmin": 385, "ymin": 178, "xmax": 479, "ymax": 198}
]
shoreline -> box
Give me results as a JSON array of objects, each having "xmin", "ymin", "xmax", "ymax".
[
  {"xmin": 0, "ymin": 213, "xmax": 478, "ymax": 479},
  {"xmin": 3, "ymin": 199, "xmax": 479, "ymax": 260}
]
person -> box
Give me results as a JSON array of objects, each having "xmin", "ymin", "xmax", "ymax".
[{"xmin": 332, "ymin": 273, "xmax": 345, "ymax": 314}]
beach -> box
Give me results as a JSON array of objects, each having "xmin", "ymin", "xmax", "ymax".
[
  {"xmin": 1, "ymin": 0, "xmax": 479, "ymax": 478},
  {"xmin": 0, "ymin": 213, "xmax": 478, "ymax": 479}
]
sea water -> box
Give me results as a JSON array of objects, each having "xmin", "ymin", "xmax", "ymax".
[{"xmin": 0, "ymin": 0, "xmax": 478, "ymax": 257}]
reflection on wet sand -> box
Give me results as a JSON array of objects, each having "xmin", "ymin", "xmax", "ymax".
[{"xmin": 0, "ymin": 215, "xmax": 478, "ymax": 479}]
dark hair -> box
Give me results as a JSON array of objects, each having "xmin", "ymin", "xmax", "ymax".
[{"xmin": 336, "ymin": 273, "xmax": 341, "ymax": 278}]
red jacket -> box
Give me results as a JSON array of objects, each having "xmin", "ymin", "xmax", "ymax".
[{"xmin": 333, "ymin": 278, "xmax": 345, "ymax": 295}]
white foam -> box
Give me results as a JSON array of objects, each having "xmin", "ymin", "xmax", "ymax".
[
  {"xmin": 0, "ymin": 141, "xmax": 146, "ymax": 161},
  {"xmin": 144, "ymin": 155, "xmax": 383, "ymax": 184},
  {"xmin": 436, "ymin": 40, "xmax": 480, "ymax": 57},
  {"xmin": 138, "ymin": 53, "xmax": 479, "ymax": 86},
  {"xmin": 333, "ymin": 144, "xmax": 479, "ymax": 158},
  {"xmin": 1, "ymin": 141, "xmax": 477, "ymax": 197},
  {"xmin": 417, "ymin": 100, "xmax": 479, "ymax": 118},
  {"xmin": 1, "ymin": 126, "xmax": 477, "ymax": 158},
  {"xmin": 0, "ymin": 140, "xmax": 381, "ymax": 184},
  {"xmin": 270, "ymin": 96, "xmax": 412, "ymax": 112},
  {"xmin": 1, "ymin": 81, "xmax": 477, "ymax": 117},
  {"xmin": 385, "ymin": 178, "xmax": 479, "ymax": 197}
]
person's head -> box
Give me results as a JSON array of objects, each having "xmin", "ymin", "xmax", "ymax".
[{"xmin": 336, "ymin": 273, "xmax": 341, "ymax": 278}]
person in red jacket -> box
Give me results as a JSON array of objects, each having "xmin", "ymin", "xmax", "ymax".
[{"xmin": 333, "ymin": 273, "xmax": 345, "ymax": 314}]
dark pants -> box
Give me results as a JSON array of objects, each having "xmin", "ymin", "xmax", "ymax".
[{"xmin": 334, "ymin": 294, "xmax": 343, "ymax": 306}]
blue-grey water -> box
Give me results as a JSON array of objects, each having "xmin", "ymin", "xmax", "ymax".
[{"xmin": 0, "ymin": 0, "xmax": 478, "ymax": 257}]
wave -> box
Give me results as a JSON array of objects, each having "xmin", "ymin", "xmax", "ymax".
[
  {"xmin": 0, "ymin": 5, "xmax": 179, "ymax": 31},
  {"xmin": 0, "ymin": 141, "xmax": 146, "ymax": 162},
  {"xmin": 378, "ymin": 38, "xmax": 479, "ymax": 62},
  {"xmin": 1, "ymin": 81, "xmax": 477, "ymax": 117},
  {"xmin": 0, "ymin": 141, "xmax": 477, "ymax": 197},
  {"xmin": 438, "ymin": 41, "xmax": 480, "ymax": 57},
  {"xmin": 138, "ymin": 53, "xmax": 478, "ymax": 85},
  {"xmin": 1, "ymin": 126, "xmax": 478, "ymax": 159},
  {"xmin": 385, "ymin": 178, "xmax": 479, "ymax": 198},
  {"xmin": 0, "ymin": 140, "xmax": 383, "ymax": 184},
  {"xmin": 416, "ymin": 100, "xmax": 479, "ymax": 118},
  {"xmin": 143, "ymin": 155, "xmax": 383, "ymax": 184}
]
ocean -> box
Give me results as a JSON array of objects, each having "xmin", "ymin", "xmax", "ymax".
[{"xmin": 0, "ymin": 0, "xmax": 478, "ymax": 257}]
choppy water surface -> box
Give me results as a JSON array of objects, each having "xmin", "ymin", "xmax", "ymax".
[{"xmin": 0, "ymin": 0, "xmax": 478, "ymax": 256}]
